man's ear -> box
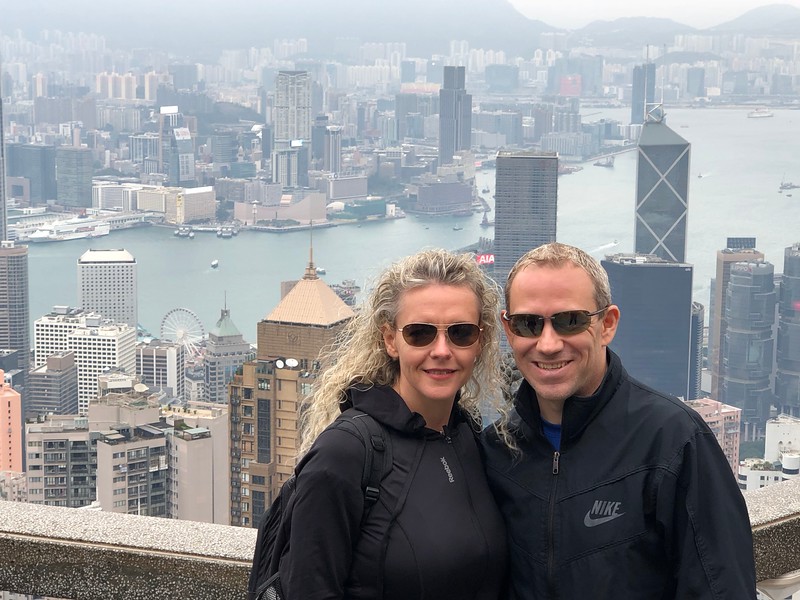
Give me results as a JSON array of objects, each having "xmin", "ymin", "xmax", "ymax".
[{"xmin": 600, "ymin": 305, "xmax": 620, "ymax": 346}]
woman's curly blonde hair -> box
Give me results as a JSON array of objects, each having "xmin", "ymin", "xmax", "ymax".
[{"xmin": 298, "ymin": 248, "xmax": 503, "ymax": 457}]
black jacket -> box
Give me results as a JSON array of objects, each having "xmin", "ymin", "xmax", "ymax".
[
  {"xmin": 481, "ymin": 350, "xmax": 756, "ymax": 600},
  {"xmin": 280, "ymin": 385, "xmax": 508, "ymax": 600}
]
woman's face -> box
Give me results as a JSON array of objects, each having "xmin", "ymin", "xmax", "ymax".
[{"xmin": 382, "ymin": 284, "xmax": 482, "ymax": 421}]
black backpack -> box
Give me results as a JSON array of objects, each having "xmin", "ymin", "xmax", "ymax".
[{"xmin": 246, "ymin": 409, "xmax": 391, "ymax": 600}]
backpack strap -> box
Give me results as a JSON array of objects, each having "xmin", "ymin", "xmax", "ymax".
[
  {"xmin": 334, "ymin": 409, "xmax": 392, "ymax": 515},
  {"xmin": 349, "ymin": 412, "xmax": 389, "ymax": 509}
]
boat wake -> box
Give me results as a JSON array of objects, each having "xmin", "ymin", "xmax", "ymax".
[{"xmin": 589, "ymin": 240, "xmax": 619, "ymax": 254}]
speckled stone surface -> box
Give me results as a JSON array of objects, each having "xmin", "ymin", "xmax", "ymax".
[
  {"xmin": 0, "ymin": 500, "xmax": 257, "ymax": 599},
  {"xmin": 744, "ymin": 479, "xmax": 800, "ymax": 583},
  {"xmin": 3, "ymin": 482, "xmax": 800, "ymax": 597}
]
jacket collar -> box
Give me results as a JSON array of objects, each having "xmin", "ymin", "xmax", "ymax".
[
  {"xmin": 342, "ymin": 384, "xmax": 467, "ymax": 437},
  {"xmin": 514, "ymin": 349, "xmax": 624, "ymax": 447}
]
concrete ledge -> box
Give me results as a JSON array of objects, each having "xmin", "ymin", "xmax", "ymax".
[
  {"xmin": 744, "ymin": 478, "xmax": 800, "ymax": 583},
  {"xmin": 3, "ymin": 481, "xmax": 800, "ymax": 599},
  {"xmin": 0, "ymin": 501, "xmax": 257, "ymax": 599}
]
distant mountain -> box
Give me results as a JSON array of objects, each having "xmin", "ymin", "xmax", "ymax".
[
  {"xmin": 709, "ymin": 3, "xmax": 800, "ymax": 34},
  {"xmin": 4, "ymin": 1, "xmax": 800, "ymax": 59},
  {"xmin": 571, "ymin": 17, "xmax": 696, "ymax": 49},
  {"xmin": 3, "ymin": 0, "xmax": 555, "ymax": 58}
]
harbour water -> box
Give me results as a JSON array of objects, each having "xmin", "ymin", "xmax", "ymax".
[{"xmin": 28, "ymin": 107, "xmax": 800, "ymax": 343}]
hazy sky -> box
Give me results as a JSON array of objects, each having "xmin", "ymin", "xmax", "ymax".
[{"xmin": 509, "ymin": 0, "xmax": 800, "ymax": 28}]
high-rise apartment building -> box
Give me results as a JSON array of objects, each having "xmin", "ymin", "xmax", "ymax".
[
  {"xmin": 0, "ymin": 241, "xmax": 30, "ymax": 365},
  {"xmin": 634, "ymin": 119, "xmax": 690, "ymax": 263},
  {"xmin": 25, "ymin": 416, "xmax": 95, "ymax": 508},
  {"xmin": 603, "ymin": 254, "xmax": 694, "ymax": 400},
  {"xmin": 0, "ymin": 371, "xmax": 23, "ymax": 472},
  {"xmin": 77, "ymin": 249, "xmax": 138, "ymax": 328},
  {"xmin": 722, "ymin": 261, "xmax": 776, "ymax": 432},
  {"xmin": 55, "ymin": 146, "xmax": 93, "ymax": 207},
  {"xmin": 709, "ymin": 240, "xmax": 763, "ymax": 400},
  {"xmin": 776, "ymin": 243, "xmax": 800, "ymax": 416},
  {"xmin": 274, "ymin": 71, "xmax": 312, "ymax": 143},
  {"xmin": 631, "ymin": 63, "xmax": 655, "ymax": 125},
  {"xmin": 204, "ymin": 308, "xmax": 252, "ymax": 404},
  {"xmin": 493, "ymin": 150, "xmax": 558, "ymax": 284},
  {"xmin": 94, "ymin": 393, "xmax": 223, "ymax": 521},
  {"xmin": 27, "ymin": 352, "xmax": 79, "ymax": 416},
  {"xmin": 684, "ymin": 399, "xmax": 741, "ymax": 475},
  {"xmin": 438, "ymin": 66, "xmax": 471, "ymax": 166},
  {"xmin": 229, "ymin": 260, "xmax": 354, "ymax": 527},
  {"xmin": 136, "ymin": 339, "xmax": 186, "ymax": 400}
]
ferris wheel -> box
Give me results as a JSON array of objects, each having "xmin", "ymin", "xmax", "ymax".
[{"xmin": 160, "ymin": 308, "xmax": 206, "ymax": 359}]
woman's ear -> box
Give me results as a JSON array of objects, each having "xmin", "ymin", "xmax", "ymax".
[{"xmin": 382, "ymin": 323, "xmax": 399, "ymax": 358}]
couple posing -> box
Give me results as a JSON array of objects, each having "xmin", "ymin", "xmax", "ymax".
[{"xmin": 268, "ymin": 243, "xmax": 756, "ymax": 599}]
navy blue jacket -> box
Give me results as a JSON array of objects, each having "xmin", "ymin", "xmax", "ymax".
[{"xmin": 481, "ymin": 351, "xmax": 756, "ymax": 599}]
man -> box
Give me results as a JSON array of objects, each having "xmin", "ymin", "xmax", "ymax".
[{"xmin": 482, "ymin": 242, "xmax": 756, "ymax": 599}]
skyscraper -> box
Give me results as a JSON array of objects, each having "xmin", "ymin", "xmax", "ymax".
[
  {"xmin": 323, "ymin": 125, "xmax": 343, "ymax": 175},
  {"xmin": 776, "ymin": 243, "xmax": 800, "ymax": 415},
  {"xmin": 204, "ymin": 307, "xmax": 252, "ymax": 404},
  {"xmin": 709, "ymin": 239, "xmax": 764, "ymax": 400},
  {"xmin": 722, "ymin": 261, "xmax": 776, "ymax": 432},
  {"xmin": 493, "ymin": 150, "xmax": 558, "ymax": 283},
  {"xmin": 0, "ymin": 241, "xmax": 30, "ymax": 365},
  {"xmin": 5, "ymin": 143, "xmax": 57, "ymax": 204},
  {"xmin": 631, "ymin": 63, "xmax": 655, "ymax": 125},
  {"xmin": 55, "ymin": 146, "xmax": 93, "ymax": 207},
  {"xmin": 228, "ymin": 257, "xmax": 354, "ymax": 526},
  {"xmin": 689, "ymin": 302, "xmax": 705, "ymax": 401},
  {"xmin": 0, "ymin": 71, "xmax": 7, "ymax": 242},
  {"xmin": 603, "ymin": 254, "xmax": 694, "ymax": 400},
  {"xmin": 77, "ymin": 249, "xmax": 138, "ymax": 328},
  {"xmin": 274, "ymin": 71, "xmax": 312, "ymax": 143},
  {"xmin": 634, "ymin": 119, "xmax": 690, "ymax": 263},
  {"xmin": 438, "ymin": 66, "xmax": 472, "ymax": 166}
]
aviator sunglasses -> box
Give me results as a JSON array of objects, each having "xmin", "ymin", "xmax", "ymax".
[
  {"xmin": 502, "ymin": 307, "xmax": 608, "ymax": 337},
  {"xmin": 397, "ymin": 322, "xmax": 483, "ymax": 348}
]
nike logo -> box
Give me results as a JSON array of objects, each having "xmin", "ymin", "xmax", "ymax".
[{"xmin": 583, "ymin": 500, "xmax": 625, "ymax": 527}]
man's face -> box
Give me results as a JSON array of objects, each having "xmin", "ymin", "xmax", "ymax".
[{"xmin": 503, "ymin": 264, "xmax": 619, "ymax": 413}]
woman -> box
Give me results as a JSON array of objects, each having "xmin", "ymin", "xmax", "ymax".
[{"xmin": 279, "ymin": 248, "xmax": 508, "ymax": 599}]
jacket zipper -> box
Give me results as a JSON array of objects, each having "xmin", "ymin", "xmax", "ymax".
[{"xmin": 547, "ymin": 451, "xmax": 560, "ymax": 598}]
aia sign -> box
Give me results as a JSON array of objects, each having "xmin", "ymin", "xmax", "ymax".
[{"xmin": 476, "ymin": 254, "xmax": 495, "ymax": 265}]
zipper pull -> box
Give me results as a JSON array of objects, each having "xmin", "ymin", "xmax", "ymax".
[
  {"xmin": 552, "ymin": 451, "xmax": 560, "ymax": 475},
  {"xmin": 442, "ymin": 425, "xmax": 453, "ymax": 444}
]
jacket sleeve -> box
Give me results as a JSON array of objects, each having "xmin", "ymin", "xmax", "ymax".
[
  {"xmin": 657, "ymin": 426, "xmax": 757, "ymax": 599},
  {"xmin": 280, "ymin": 427, "xmax": 367, "ymax": 600}
]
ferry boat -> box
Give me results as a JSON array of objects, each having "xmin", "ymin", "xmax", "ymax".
[
  {"xmin": 593, "ymin": 155, "xmax": 615, "ymax": 168},
  {"xmin": 28, "ymin": 217, "xmax": 111, "ymax": 242},
  {"xmin": 747, "ymin": 107, "xmax": 774, "ymax": 118},
  {"xmin": 211, "ymin": 259, "xmax": 219, "ymax": 269}
]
